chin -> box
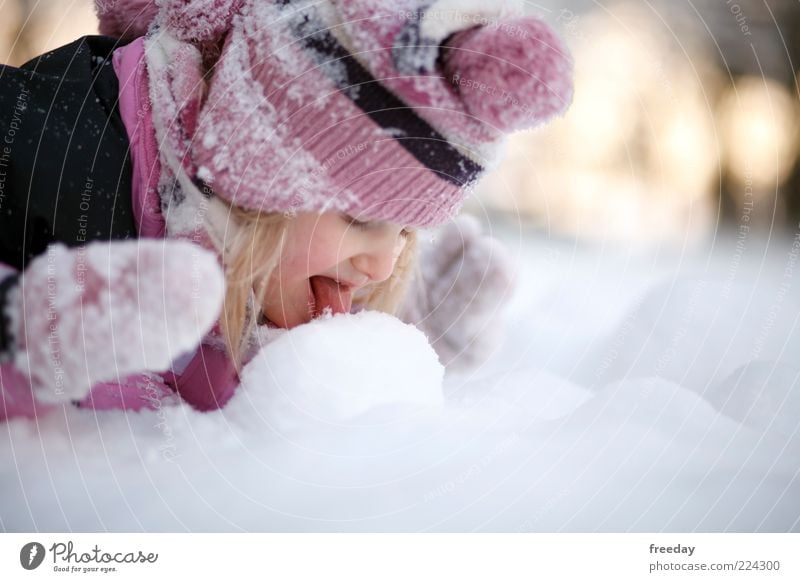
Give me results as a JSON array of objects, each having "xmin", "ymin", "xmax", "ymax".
[{"xmin": 263, "ymin": 306, "xmax": 310, "ymax": 330}]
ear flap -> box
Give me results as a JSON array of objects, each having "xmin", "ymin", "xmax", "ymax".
[{"xmin": 95, "ymin": 0, "xmax": 244, "ymax": 43}]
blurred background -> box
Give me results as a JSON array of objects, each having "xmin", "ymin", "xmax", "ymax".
[{"xmin": 2, "ymin": 0, "xmax": 798, "ymax": 243}]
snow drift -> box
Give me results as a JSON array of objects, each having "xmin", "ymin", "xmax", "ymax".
[{"xmin": 1, "ymin": 228, "xmax": 798, "ymax": 532}]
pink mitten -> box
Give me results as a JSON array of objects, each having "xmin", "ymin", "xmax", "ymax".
[
  {"xmin": 400, "ymin": 215, "xmax": 515, "ymax": 372},
  {"xmin": 7, "ymin": 239, "xmax": 224, "ymax": 404}
]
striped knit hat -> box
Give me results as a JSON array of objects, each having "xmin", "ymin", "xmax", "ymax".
[{"xmin": 99, "ymin": 0, "xmax": 574, "ymax": 228}]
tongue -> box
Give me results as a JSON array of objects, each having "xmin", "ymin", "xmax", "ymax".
[{"xmin": 310, "ymin": 276, "xmax": 352, "ymax": 318}]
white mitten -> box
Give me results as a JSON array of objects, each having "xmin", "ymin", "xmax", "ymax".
[
  {"xmin": 6, "ymin": 239, "xmax": 224, "ymax": 403},
  {"xmin": 400, "ymin": 215, "xmax": 515, "ymax": 372}
]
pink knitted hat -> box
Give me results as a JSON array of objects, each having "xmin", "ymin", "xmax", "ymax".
[{"xmin": 98, "ymin": 0, "xmax": 574, "ymax": 228}]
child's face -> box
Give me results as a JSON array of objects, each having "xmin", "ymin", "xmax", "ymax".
[{"xmin": 261, "ymin": 212, "xmax": 410, "ymax": 328}]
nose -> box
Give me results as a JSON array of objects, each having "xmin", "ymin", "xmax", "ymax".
[{"xmin": 351, "ymin": 233, "xmax": 404, "ymax": 284}]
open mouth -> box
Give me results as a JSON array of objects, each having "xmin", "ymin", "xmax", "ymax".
[{"xmin": 308, "ymin": 276, "xmax": 353, "ymax": 319}]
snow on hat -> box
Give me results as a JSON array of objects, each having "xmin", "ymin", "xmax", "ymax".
[
  {"xmin": 97, "ymin": 0, "xmax": 242, "ymax": 43},
  {"xmin": 99, "ymin": 0, "xmax": 574, "ymax": 228}
]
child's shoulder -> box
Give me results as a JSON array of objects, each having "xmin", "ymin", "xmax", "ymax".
[
  {"xmin": 0, "ymin": 35, "xmax": 134, "ymax": 118},
  {"xmin": 11, "ymin": 35, "xmax": 131, "ymax": 77},
  {"xmin": 0, "ymin": 35, "xmax": 140, "ymax": 269}
]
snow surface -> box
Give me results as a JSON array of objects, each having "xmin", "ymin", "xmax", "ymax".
[{"xmin": 1, "ymin": 226, "xmax": 799, "ymax": 532}]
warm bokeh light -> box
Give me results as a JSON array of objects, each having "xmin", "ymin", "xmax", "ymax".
[
  {"xmin": 1, "ymin": 0, "xmax": 98, "ymax": 65},
  {"xmin": 0, "ymin": 0, "xmax": 24, "ymax": 62},
  {"xmin": 718, "ymin": 76, "xmax": 800, "ymax": 191}
]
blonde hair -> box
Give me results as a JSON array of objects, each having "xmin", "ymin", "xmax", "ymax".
[{"xmin": 219, "ymin": 203, "xmax": 419, "ymax": 370}]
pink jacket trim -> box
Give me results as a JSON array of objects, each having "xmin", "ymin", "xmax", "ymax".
[{"xmin": 112, "ymin": 37, "xmax": 166, "ymax": 239}]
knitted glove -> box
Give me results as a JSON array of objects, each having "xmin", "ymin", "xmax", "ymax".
[
  {"xmin": 400, "ymin": 215, "xmax": 515, "ymax": 372},
  {"xmin": 4, "ymin": 239, "xmax": 224, "ymax": 404}
]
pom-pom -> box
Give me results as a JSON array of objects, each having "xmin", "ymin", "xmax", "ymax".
[{"xmin": 442, "ymin": 17, "xmax": 574, "ymax": 132}]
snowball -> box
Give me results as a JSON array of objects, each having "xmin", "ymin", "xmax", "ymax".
[{"xmin": 233, "ymin": 311, "xmax": 444, "ymax": 432}]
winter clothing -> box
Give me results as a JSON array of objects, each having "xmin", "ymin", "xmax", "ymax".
[
  {"xmin": 0, "ymin": 0, "xmax": 574, "ymax": 421},
  {"xmin": 0, "ymin": 36, "xmax": 138, "ymax": 271},
  {"xmin": 0, "ymin": 37, "xmax": 232, "ymax": 420},
  {"xmin": 399, "ymin": 214, "xmax": 515, "ymax": 371},
  {"xmin": 0, "ymin": 269, "xmax": 18, "ymax": 358},
  {"xmin": 99, "ymin": 0, "xmax": 573, "ymax": 227}
]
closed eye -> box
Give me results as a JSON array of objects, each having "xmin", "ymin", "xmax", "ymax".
[
  {"xmin": 342, "ymin": 213, "xmax": 411, "ymax": 237},
  {"xmin": 341, "ymin": 213, "xmax": 371, "ymax": 229}
]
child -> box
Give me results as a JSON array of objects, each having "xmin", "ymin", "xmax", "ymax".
[{"xmin": 0, "ymin": 0, "xmax": 573, "ymax": 420}]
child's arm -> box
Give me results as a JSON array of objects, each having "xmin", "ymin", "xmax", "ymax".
[
  {"xmin": 161, "ymin": 341, "xmax": 239, "ymax": 412},
  {"xmin": 400, "ymin": 215, "xmax": 515, "ymax": 372}
]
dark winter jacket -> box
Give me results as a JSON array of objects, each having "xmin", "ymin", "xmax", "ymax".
[{"xmin": 0, "ymin": 35, "xmax": 137, "ymax": 271}]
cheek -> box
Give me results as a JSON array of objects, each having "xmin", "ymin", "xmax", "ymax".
[
  {"xmin": 277, "ymin": 232, "xmax": 347, "ymax": 284},
  {"xmin": 267, "ymin": 214, "xmax": 359, "ymax": 297},
  {"xmin": 276, "ymin": 223, "xmax": 319, "ymax": 281},
  {"xmin": 306, "ymin": 224, "xmax": 356, "ymax": 270}
]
